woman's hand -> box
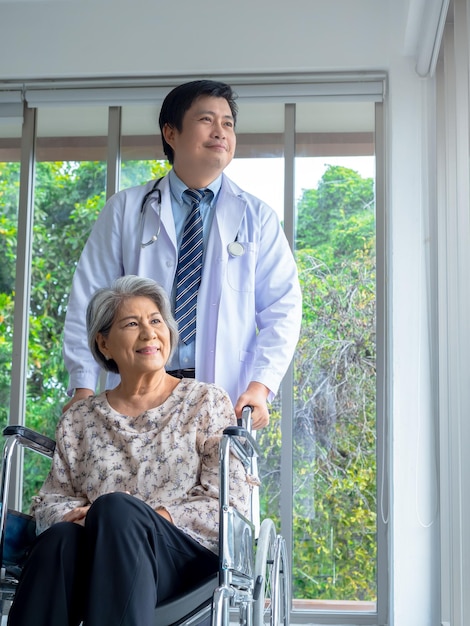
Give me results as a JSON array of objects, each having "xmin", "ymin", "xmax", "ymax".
[
  {"xmin": 155, "ymin": 506, "xmax": 173, "ymax": 523},
  {"xmin": 63, "ymin": 496, "xmax": 172, "ymax": 526},
  {"xmin": 63, "ymin": 505, "xmax": 90, "ymax": 526}
]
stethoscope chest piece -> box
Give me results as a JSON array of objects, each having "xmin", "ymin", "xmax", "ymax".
[{"xmin": 227, "ymin": 241, "xmax": 245, "ymax": 257}]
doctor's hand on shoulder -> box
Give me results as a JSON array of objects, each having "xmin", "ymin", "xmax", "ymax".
[
  {"xmin": 62, "ymin": 387, "xmax": 94, "ymax": 413},
  {"xmin": 234, "ymin": 381, "xmax": 270, "ymax": 429}
]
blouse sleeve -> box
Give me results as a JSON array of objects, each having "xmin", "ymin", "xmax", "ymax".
[
  {"xmin": 30, "ymin": 410, "xmax": 89, "ymax": 534},
  {"xmin": 166, "ymin": 385, "xmax": 252, "ymax": 553}
]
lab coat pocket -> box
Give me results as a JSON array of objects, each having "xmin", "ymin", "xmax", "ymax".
[{"xmin": 226, "ymin": 242, "xmax": 256, "ymax": 293}]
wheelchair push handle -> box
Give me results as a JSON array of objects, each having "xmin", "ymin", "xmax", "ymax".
[
  {"xmin": 238, "ymin": 405, "xmax": 253, "ymax": 432},
  {"xmin": 223, "ymin": 406, "xmax": 260, "ymax": 460}
]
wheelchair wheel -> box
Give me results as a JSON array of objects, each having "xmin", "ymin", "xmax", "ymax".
[{"xmin": 253, "ymin": 519, "xmax": 290, "ymax": 626}]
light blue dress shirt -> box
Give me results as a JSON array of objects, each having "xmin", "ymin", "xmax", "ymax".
[{"xmin": 166, "ymin": 168, "xmax": 221, "ymax": 371}]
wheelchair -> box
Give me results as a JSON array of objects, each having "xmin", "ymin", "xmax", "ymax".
[{"xmin": 0, "ymin": 407, "xmax": 290, "ymax": 626}]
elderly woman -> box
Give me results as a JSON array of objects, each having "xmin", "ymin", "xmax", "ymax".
[{"xmin": 8, "ymin": 275, "xmax": 250, "ymax": 626}]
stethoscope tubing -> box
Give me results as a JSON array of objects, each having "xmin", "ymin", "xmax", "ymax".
[
  {"xmin": 140, "ymin": 178, "xmax": 163, "ymax": 248},
  {"xmin": 139, "ymin": 177, "xmax": 244, "ymax": 256}
]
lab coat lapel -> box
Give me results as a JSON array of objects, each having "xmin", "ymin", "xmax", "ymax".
[{"xmin": 211, "ymin": 175, "xmax": 247, "ymax": 246}]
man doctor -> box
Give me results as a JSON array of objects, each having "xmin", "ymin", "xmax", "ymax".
[{"xmin": 62, "ymin": 79, "xmax": 302, "ymax": 428}]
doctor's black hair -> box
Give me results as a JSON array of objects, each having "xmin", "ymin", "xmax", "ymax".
[{"xmin": 159, "ymin": 80, "xmax": 238, "ymax": 165}]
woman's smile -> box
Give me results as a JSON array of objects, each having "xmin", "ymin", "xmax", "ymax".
[
  {"xmin": 136, "ymin": 346, "xmax": 160, "ymax": 355},
  {"xmin": 97, "ymin": 296, "xmax": 171, "ymax": 373}
]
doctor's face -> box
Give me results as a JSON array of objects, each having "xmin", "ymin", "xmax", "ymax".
[{"xmin": 163, "ymin": 95, "xmax": 236, "ymax": 188}]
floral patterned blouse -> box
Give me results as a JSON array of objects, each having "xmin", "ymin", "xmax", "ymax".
[{"xmin": 31, "ymin": 379, "xmax": 251, "ymax": 553}]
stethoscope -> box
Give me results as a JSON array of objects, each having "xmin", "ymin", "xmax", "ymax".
[
  {"xmin": 140, "ymin": 178, "xmax": 163, "ymax": 249},
  {"xmin": 139, "ymin": 177, "xmax": 245, "ymax": 257}
]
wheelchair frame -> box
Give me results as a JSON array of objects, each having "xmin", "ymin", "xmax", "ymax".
[{"xmin": 0, "ymin": 407, "xmax": 290, "ymax": 626}]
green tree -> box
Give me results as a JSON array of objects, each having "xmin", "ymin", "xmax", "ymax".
[
  {"xmin": 296, "ymin": 165, "xmax": 374, "ymax": 265},
  {"xmin": 293, "ymin": 249, "xmax": 376, "ymax": 600},
  {"xmin": 0, "ymin": 162, "xmax": 20, "ymax": 293},
  {"xmin": 260, "ymin": 165, "xmax": 377, "ymax": 602}
]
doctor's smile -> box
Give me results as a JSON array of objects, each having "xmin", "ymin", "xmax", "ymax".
[{"xmin": 205, "ymin": 141, "xmax": 229, "ymax": 151}]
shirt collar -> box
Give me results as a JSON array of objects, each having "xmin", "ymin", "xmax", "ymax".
[{"xmin": 168, "ymin": 168, "xmax": 222, "ymax": 205}]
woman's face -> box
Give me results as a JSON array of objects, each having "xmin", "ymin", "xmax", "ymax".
[{"xmin": 97, "ymin": 296, "xmax": 171, "ymax": 376}]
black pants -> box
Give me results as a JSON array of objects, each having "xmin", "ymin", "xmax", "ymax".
[{"xmin": 7, "ymin": 492, "xmax": 218, "ymax": 626}]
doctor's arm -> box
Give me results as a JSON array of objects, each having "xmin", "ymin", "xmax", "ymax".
[{"xmin": 62, "ymin": 387, "xmax": 94, "ymax": 413}]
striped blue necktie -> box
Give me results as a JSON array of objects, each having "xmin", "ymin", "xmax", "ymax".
[{"xmin": 175, "ymin": 188, "xmax": 206, "ymax": 344}]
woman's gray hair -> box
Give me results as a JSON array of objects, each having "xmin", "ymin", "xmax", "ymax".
[{"xmin": 86, "ymin": 275, "xmax": 179, "ymax": 374}]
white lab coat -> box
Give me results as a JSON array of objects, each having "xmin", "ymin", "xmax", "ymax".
[{"xmin": 63, "ymin": 174, "xmax": 302, "ymax": 405}]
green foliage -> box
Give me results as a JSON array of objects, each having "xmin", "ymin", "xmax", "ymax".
[
  {"xmin": 258, "ymin": 165, "xmax": 377, "ymax": 602},
  {"xmin": 296, "ymin": 165, "xmax": 375, "ymax": 265},
  {"xmin": 258, "ymin": 248, "xmax": 377, "ymax": 602},
  {"xmin": 0, "ymin": 163, "xmax": 20, "ymax": 293},
  {"xmin": 292, "ymin": 248, "xmax": 377, "ymax": 601},
  {"xmin": 0, "ymin": 292, "xmax": 14, "ymax": 428}
]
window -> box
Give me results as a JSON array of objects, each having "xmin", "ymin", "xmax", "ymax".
[
  {"xmin": 3, "ymin": 74, "xmax": 387, "ymax": 625},
  {"xmin": 0, "ymin": 103, "xmax": 22, "ymax": 431},
  {"xmin": 22, "ymin": 105, "xmax": 109, "ymax": 502},
  {"xmin": 292, "ymin": 102, "xmax": 377, "ymax": 612},
  {"xmin": 226, "ymin": 97, "xmax": 382, "ymax": 622}
]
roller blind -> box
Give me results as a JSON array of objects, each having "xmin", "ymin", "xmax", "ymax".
[
  {"xmin": 0, "ymin": 90, "xmax": 23, "ymax": 122},
  {"xmin": 0, "ymin": 72, "xmax": 386, "ymax": 108}
]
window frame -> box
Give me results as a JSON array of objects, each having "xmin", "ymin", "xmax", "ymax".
[{"xmin": 3, "ymin": 72, "xmax": 388, "ymax": 625}]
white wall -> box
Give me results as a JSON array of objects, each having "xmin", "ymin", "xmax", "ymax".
[
  {"xmin": 387, "ymin": 56, "xmax": 441, "ymax": 624},
  {"xmin": 0, "ymin": 0, "xmax": 390, "ymax": 79},
  {"xmin": 0, "ymin": 1, "xmax": 445, "ymax": 624}
]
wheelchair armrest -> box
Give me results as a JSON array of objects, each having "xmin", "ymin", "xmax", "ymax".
[
  {"xmin": 223, "ymin": 426, "xmax": 260, "ymax": 458},
  {"xmin": 2, "ymin": 426, "xmax": 55, "ymax": 459},
  {"xmin": 0, "ymin": 427, "xmax": 55, "ymax": 572},
  {"xmin": 222, "ymin": 426, "xmax": 261, "ymax": 473}
]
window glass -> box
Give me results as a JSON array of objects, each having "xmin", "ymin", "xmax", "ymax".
[
  {"xmin": 227, "ymin": 100, "xmax": 378, "ymax": 612},
  {"xmin": 0, "ymin": 114, "xmax": 22, "ymax": 432},
  {"xmin": 23, "ymin": 106, "xmax": 109, "ymax": 504},
  {"xmin": 293, "ymin": 101, "xmax": 377, "ymax": 611}
]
